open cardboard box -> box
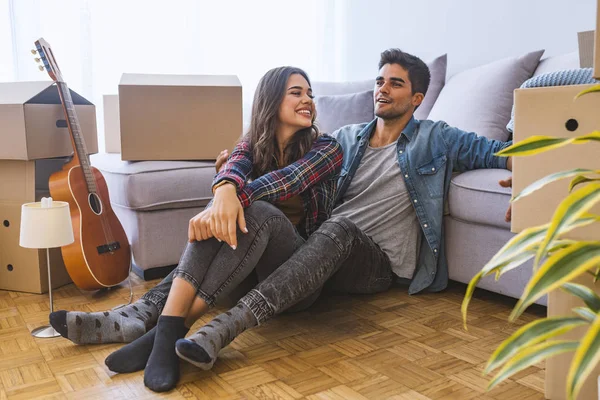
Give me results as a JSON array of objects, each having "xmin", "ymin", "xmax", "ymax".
[
  {"xmin": 511, "ymin": 84, "xmax": 600, "ymax": 238},
  {"xmin": 0, "ymin": 81, "xmax": 97, "ymax": 160},
  {"xmin": 117, "ymin": 73, "xmax": 242, "ymax": 161},
  {"xmin": 512, "ymin": 85, "xmax": 600, "ymax": 400},
  {"xmin": 511, "ymin": 1, "xmax": 600, "ymax": 398},
  {"xmin": 596, "ymin": 0, "xmax": 600, "ymax": 79}
]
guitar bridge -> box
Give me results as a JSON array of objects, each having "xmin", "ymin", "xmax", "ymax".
[{"xmin": 97, "ymin": 241, "xmax": 121, "ymax": 255}]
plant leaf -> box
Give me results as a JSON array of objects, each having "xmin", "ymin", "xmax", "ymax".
[
  {"xmin": 511, "ymin": 242, "xmax": 600, "ymax": 321},
  {"xmin": 495, "ymin": 240, "xmax": 575, "ymax": 280},
  {"xmin": 494, "ymin": 249, "xmax": 538, "ymax": 280},
  {"xmin": 575, "ymin": 84, "xmax": 600, "ymax": 99},
  {"xmin": 487, "ymin": 224, "xmax": 548, "ymax": 268},
  {"xmin": 573, "ymin": 307, "xmax": 597, "ymax": 322},
  {"xmin": 569, "ymin": 175, "xmax": 600, "ymax": 193},
  {"xmin": 485, "ymin": 316, "xmax": 587, "ymax": 374},
  {"xmin": 495, "ymin": 136, "xmax": 572, "ymax": 157},
  {"xmin": 512, "ymin": 169, "xmax": 599, "ymax": 202},
  {"xmin": 567, "ymin": 314, "xmax": 600, "ymax": 400},
  {"xmin": 534, "ymin": 183, "xmax": 600, "ymax": 268},
  {"xmin": 462, "ymin": 227, "xmax": 546, "ymax": 328},
  {"xmin": 488, "ymin": 340, "xmax": 579, "ymax": 391},
  {"xmin": 561, "ymin": 282, "xmax": 600, "ymax": 312},
  {"xmin": 462, "ymin": 216, "xmax": 598, "ymax": 328},
  {"xmin": 572, "ymin": 131, "xmax": 600, "ymax": 144},
  {"xmin": 462, "ymin": 270, "xmax": 484, "ymax": 330},
  {"xmin": 494, "ymin": 214, "xmax": 597, "ymax": 275}
]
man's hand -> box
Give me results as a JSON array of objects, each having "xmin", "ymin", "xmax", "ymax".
[
  {"xmin": 499, "ymin": 176, "xmax": 512, "ymax": 222},
  {"xmin": 211, "ymin": 183, "xmax": 247, "ymax": 249},
  {"xmin": 188, "ymin": 209, "xmax": 214, "ymax": 242},
  {"xmin": 215, "ymin": 149, "xmax": 229, "ymax": 172}
]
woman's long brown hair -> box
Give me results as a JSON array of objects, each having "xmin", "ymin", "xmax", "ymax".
[{"xmin": 245, "ymin": 66, "xmax": 320, "ymax": 178}]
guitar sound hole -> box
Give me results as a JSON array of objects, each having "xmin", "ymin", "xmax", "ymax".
[
  {"xmin": 7, "ymin": 264, "xmax": 13, "ymax": 272},
  {"xmin": 3, "ymin": 220, "xmax": 8, "ymax": 227},
  {"xmin": 88, "ymin": 193, "xmax": 103, "ymax": 215}
]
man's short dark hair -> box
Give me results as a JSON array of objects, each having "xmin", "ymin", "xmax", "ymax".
[{"xmin": 379, "ymin": 49, "xmax": 431, "ymax": 97}]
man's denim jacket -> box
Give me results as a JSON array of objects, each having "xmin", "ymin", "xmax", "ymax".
[{"xmin": 331, "ymin": 117, "xmax": 511, "ymax": 294}]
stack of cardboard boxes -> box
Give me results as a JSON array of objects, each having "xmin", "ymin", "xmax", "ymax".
[
  {"xmin": 0, "ymin": 81, "xmax": 98, "ymax": 293},
  {"xmin": 511, "ymin": 1, "xmax": 600, "ymax": 398}
]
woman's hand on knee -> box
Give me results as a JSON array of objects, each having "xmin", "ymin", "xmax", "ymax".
[
  {"xmin": 188, "ymin": 209, "xmax": 214, "ymax": 242},
  {"xmin": 211, "ymin": 184, "xmax": 248, "ymax": 249}
]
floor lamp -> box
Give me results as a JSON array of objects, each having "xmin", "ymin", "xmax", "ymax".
[{"xmin": 20, "ymin": 197, "xmax": 74, "ymax": 338}]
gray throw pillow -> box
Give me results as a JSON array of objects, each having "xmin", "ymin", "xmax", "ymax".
[
  {"xmin": 311, "ymin": 80, "xmax": 373, "ymax": 96},
  {"xmin": 414, "ymin": 54, "xmax": 447, "ymax": 120},
  {"xmin": 314, "ymin": 90, "xmax": 374, "ymax": 134},
  {"xmin": 427, "ymin": 50, "xmax": 545, "ymax": 142}
]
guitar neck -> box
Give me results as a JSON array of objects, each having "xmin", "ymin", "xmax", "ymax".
[{"xmin": 56, "ymin": 82, "xmax": 97, "ymax": 193}]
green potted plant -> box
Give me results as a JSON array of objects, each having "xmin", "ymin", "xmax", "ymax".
[{"xmin": 461, "ymin": 84, "xmax": 600, "ymax": 400}]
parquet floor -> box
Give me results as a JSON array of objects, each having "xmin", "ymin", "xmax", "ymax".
[{"xmin": 0, "ymin": 275, "xmax": 547, "ymax": 399}]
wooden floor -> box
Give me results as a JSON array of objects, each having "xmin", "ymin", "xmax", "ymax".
[{"xmin": 0, "ymin": 275, "xmax": 547, "ymax": 400}]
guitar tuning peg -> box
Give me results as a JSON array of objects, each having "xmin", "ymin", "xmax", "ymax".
[
  {"xmin": 34, "ymin": 57, "xmax": 41, "ymax": 63},
  {"xmin": 31, "ymin": 49, "xmax": 37, "ymax": 54},
  {"xmin": 38, "ymin": 66, "xmax": 44, "ymax": 71}
]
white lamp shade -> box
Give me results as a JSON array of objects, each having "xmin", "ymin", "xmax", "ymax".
[{"xmin": 20, "ymin": 201, "xmax": 75, "ymax": 249}]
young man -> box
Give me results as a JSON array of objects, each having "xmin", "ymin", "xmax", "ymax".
[{"xmin": 51, "ymin": 49, "xmax": 512, "ymax": 370}]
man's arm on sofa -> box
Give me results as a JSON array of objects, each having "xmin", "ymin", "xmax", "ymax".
[{"xmin": 442, "ymin": 124, "xmax": 512, "ymax": 172}]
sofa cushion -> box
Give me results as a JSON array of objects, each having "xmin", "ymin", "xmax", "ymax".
[
  {"xmin": 311, "ymin": 79, "xmax": 373, "ymax": 96},
  {"xmin": 314, "ymin": 90, "xmax": 374, "ymax": 134},
  {"xmin": 90, "ymin": 153, "xmax": 214, "ymax": 211},
  {"xmin": 533, "ymin": 52, "xmax": 579, "ymax": 77},
  {"xmin": 448, "ymin": 169, "xmax": 512, "ymax": 229},
  {"xmin": 427, "ymin": 50, "xmax": 545, "ymax": 142},
  {"xmin": 414, "ymin": 54, "xmax": 447, "ymax": 120}
]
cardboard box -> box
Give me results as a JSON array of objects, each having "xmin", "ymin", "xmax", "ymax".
[
  {"xmin": 546, "ymin": 274, "xmax": 600, "ymax": 400},
  {"xmin": 118, "ymin": 74, "xmax": 242, "ymax": 161},
  {"xmin": 511, "ymin": 84, "xmax": 600, "ymax": 240},
  {"xmin": 511, "ymin": 87, "xmax": 600, "ymax": 399},
  {"xmin": 103, "ymin": 94, "xmax": 121, "ymax": 153},
  {"xmin": 595, "ymin": 0, "xmax": 600, "ymax": 79},
  {"xmin": 578, "ymin": 30, "xmax": 595, "ymax": 68},
  {"xmin": 0, "ymin": 159, "xmax": 72, "ymax": 293},
  {"xmin": 0, "ymin": 81, "xmax": 98, "ymax": 160}
]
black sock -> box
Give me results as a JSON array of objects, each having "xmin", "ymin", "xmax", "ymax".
[
  {"xmin": 105, "ymin": 326, "xmax": 157, "ymax": 373},
  {"xmin": 143, "ymin": 316, "xmax": 189, "ymax": 392}
]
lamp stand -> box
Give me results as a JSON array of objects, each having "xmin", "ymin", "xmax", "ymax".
[{"xmin": 31, "ymin": 248, "xmax": 61, "ymax": 338}]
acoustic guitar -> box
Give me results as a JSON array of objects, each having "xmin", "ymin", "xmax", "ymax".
[{"xmin": 33, "ymin": 38, "xmax": 131, "ymax": 290}]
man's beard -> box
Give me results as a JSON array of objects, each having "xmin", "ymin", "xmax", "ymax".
[{"xmin": 375, "ymin": 102, "xmax": 412, "ymax": 120}]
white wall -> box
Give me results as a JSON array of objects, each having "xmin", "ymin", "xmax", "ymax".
[
  {"xmin": 339, "ymin": 0, "xmax": 597, "ymax": 80},
  {"xmin": 1, "ymin": 0, "xmax": 596, "ymax": 150},
  {"xmin": 0, "ymin": 0, "xmax": 14, "ymax": 82}
]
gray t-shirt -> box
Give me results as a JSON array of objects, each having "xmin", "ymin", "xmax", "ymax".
[{"xmin": 332, "ymin": 142, "xmax": 421, "ymax": 279}]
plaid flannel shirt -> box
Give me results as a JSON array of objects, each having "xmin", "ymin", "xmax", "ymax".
[{"xmin": 212, "ymin": 134, "xmax": 343, "ymax": 236}]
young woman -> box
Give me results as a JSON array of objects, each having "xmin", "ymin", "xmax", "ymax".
[{"xmin": 105, "ymin": 66, "xmax": 342, "ymax": 392}]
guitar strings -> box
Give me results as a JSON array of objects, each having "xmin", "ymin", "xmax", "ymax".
[{"xmin": 61, "ymin": 84, "xmax": 117, "ymax": 249}]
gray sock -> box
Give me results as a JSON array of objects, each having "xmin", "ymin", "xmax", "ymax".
[
  {"xmin": 49, "ymin": 299, "xmax": 158, "ymax": 344},
  {"xmin": 175, "ymin": 302, "xmax": 257, "ymax": 369}
]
